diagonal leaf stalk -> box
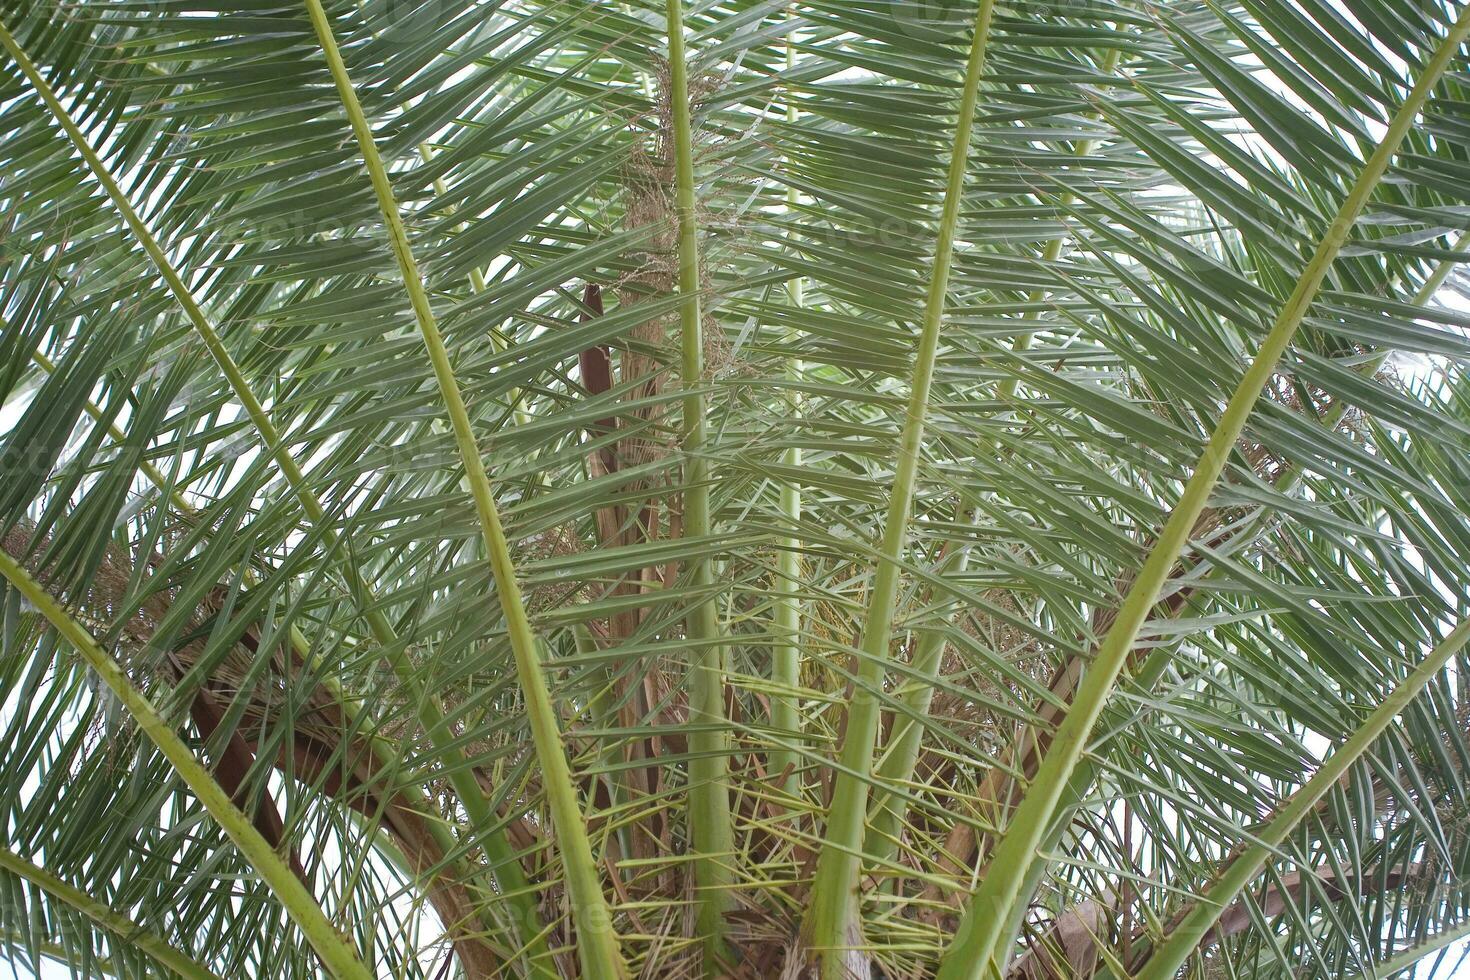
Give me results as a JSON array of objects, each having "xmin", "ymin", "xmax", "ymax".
[
  {"xmin": 934, "ymin": 8, "xmax": 1470, "ymax": 977},
  {"xmin": 1341, "ymin": 920, "xmax": 1470, "ymax": 980},
  {"xmin": 965, "ymin": 80, "xmax": 1470, "ymax": 980},
  {"xmin": 864, "ymin": 39, "xmax": 1127, "ymax": 877},
  {"xmin": 0, "ymin": 553, "xmax": 372, "ymax": 980},
  {"xmin": 0, "ymin": 843, "xmax": 225, "ymax": 980},
  {"xmin": 664, "ymin": 0, "xmax": 737, "ymax": 964},
  {"xmin": 993, "ymin": 42, "xmax": 1125, "ymax": 408},
  {"xmin": 299, "ymin": 3, "xmax": 627, "ymax": 977},
  {"xmin": 862, "ymin": 537, "xmax": 974, "ymax": 877},
  {"xmin": 1134, "ymin": 616, "xmax": 1470, "ymax": 980},
  {"xmin": 0, "ymin": 22, "xmax": 551, "ymax": 973},
  {"xmin": 950, "ymin": 34, "xmax": 1470, "ymax": 980},
  {"xmin": 414, "ymin": 141, "xmax": 534, "ymax": 434},
  {"xmin": 801, "ymin": 2, "xmax": 997, "ymax": 974},
  {"xmin": 969, "ymin": 225, "xmax": 1470, "ymax": 976},
  {"xmin": 24, "ymin": 347, "xmax": 508, "ymax": 967},
  {"xmin": 928, "ymin": 217, "xmax": 1466, "ymax": 948}
]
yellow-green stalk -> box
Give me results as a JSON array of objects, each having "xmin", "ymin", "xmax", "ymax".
[
  {"xmin": 770, "ymin": 20, "xmax": 806, "ymax": 801},
  {"xmin": 1135, "ymin": 617, "xmax": 1470, "ymax": 980},
  {"xmin": 935, "ymin": 8, "xmax": 1470, "ymax": 976},
  {"xmin": 862, "ymin": 540, "xmax": 973, "ymax": 876},
  {"xmin": 0, "ymin": 844, "xmax": 226, "ymax": 980},
  {"xmin": 0, "ymin": 553, "xmax": 372, "ymax": 980},
  {"xmin": 865, "ymin": 40, "xmax": 1127, "ymax": 877},
  {"xmin": 802, "ymin": 4, "xmax": 997, "ymax": 975},
  {"xmin": 663, "ymin": 0, "xmax": 737, "ymax": 965},
  {"xmin": 0, "ymin": 19, "xmax": 550, "ymax": 973},
  {"xmin": 300, "ymin": 2, "xmax": 626, "ymax": 975}
]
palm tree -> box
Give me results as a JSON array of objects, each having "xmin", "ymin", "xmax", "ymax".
[{"xmin": 2, "ymin": 0, "xmax": 1470, "ymax": 976}]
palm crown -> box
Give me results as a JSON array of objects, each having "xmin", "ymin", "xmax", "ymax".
[{"xmin": 2, "ymin": 1, "xmax": 1470, "ymax": 978}]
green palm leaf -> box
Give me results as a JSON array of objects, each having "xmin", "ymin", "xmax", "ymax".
[{"xmin": 3, "ymin": 1, "xmax": 1470, "ymax": 977}]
